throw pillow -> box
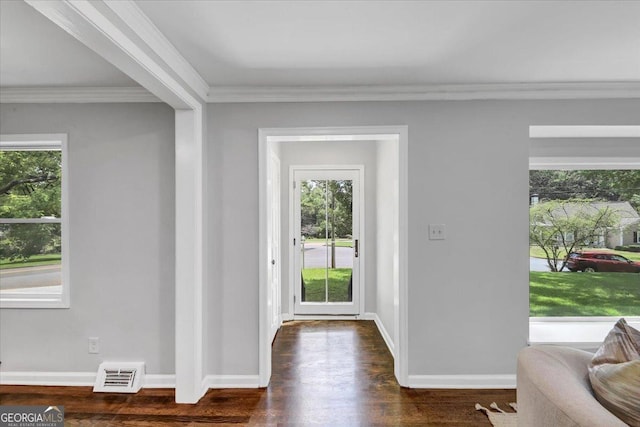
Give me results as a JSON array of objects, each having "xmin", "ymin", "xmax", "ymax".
[{"xmin": 588, "ymin": 318, "xmax": 640, "ymax": 427}]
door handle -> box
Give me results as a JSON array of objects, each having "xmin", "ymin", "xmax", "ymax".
[{"xmin": 355, "ymin": 239, "xmax": 359, "ymax": 258}]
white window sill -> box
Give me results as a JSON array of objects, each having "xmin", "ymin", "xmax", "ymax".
[
  {"xmin": 529, "ymin": 317, "xmax": 640, "ymax": 350},
  {"xmin": 1, "ymin": 287, "xmax": 68, "ymax": 309}
]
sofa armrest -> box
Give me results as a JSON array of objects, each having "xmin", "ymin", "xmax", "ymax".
[{"xmin": 517, "ymin": 345, "xmax": 626, "ymax": 427}]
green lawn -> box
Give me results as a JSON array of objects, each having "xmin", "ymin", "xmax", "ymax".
[
  {"xmin": 302, "ymin": 268, "xmax": 352, "ymax": 302},
  {"xmin": 530, "ymin": 271, "xmax": 640, "ymax": 317},
  {"xmin": 529, "ymin": 246, "xmax": 640, "ymax": 262},
  {"xmin": 304, "ymin": 238, "xmax": 353, "ymax": 248},
  {"xmin": 0, "ymin": 254, "xmax": 62, "ymax": 270}
]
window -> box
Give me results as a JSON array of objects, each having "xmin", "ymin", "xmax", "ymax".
[
  {"xmin": 529, "ymin": 125, "xmax": 640, "ymax": 346},
  {"xmin": 529, "ymin": 169, "xmax": 640, "ymax": 318},
  {"xmin": 0, "ymin": 134, "xmax": 69, "ymax": 308}
]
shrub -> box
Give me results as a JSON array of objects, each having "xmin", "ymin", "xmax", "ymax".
[{"xmin": 615, "ymin": 245, "xmax": 640, "ymax": 253}]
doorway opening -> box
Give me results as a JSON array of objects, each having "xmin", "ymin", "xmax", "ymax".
[{"xmin": 258, "ymin": 126, "xmax": 408, "ymax": 388}]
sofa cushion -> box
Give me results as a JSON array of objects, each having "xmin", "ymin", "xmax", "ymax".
[
  {"xmin": 588, "ymin": 318, "xmax": 640, "ymax": 427},
  {"xmin": 517, "ymin": 345, "xmax": 627, "ymax": 427}
]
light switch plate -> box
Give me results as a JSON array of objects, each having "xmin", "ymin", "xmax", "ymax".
[
  {"xmin": 429, "ymin": 224, "xmax": 446, "ymax": 240},
  {"xmin": 88, "ymin": 337, "xmax": 99, "ymax": 354}
]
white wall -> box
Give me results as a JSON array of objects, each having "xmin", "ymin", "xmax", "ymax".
[
  {"xmin": 0, "ymin": 103, "xmax": 175, "ymax": 374},
  {"xmin": 278, "ymin": 140, "xmax": 378, "ymax": 316},
  {"xmin": 206, "ymin": 99, "xmax": 640, "ymax": 377},
  {"xmin": 376, "ymin": 140, "xmax": 398, "ymax": 346}
]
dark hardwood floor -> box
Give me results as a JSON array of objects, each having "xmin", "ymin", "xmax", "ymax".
[{"xmin": 0, "ymin": 320, "xmax": 516, "ymax": 426}]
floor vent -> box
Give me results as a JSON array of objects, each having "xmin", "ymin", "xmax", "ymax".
[{"xmin": 93, "ymin": 362, "xmax": 145, "ymax": 393}]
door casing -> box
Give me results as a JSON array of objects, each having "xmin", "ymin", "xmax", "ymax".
[{"xmin": 258, "ymin": 126, "xmax": 409, "ymax": 389}]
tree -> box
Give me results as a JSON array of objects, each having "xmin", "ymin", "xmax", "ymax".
[
  {"xmin": 300, "ymin": 179, "xmax": 354, "ymax": 269},
  {"xmin": 0, "ymin": 150, "xmax": 61, "ymax": 261},
  {"xmin": 300, "ymin": 180, "xmax": 327, "ymax": 238},
  {"xmin": 300, "ymin": 180, "xmax": 353, "ymax": 239},
  {"xmin": 529, "ymin": 200, "xmax": 621, "ymax": 272},
  {"xmin": 530, "ymin": 170, "xmax": 640, "ymax": 210}
]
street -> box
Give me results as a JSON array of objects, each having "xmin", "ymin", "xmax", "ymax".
[
  {"xmin": 302, "ymin": 243, "xmax": 353, "ymax": 268},
  {"xmin": 0, "ymin": 265, "xmax": 62, "ymax": 291},
  {"xmin": 530, "ymin": 257, "xmax": 573, "ymax": 272}
]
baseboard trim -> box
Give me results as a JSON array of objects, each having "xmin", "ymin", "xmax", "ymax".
[
  {"xmin": 144, "ymin": 374, "xmax": 176, "ymax": 388},
  {"xmin": 202, "ymin": 375, "xmax": 260, "ymax": 389},
  {"xmin": 292, "ymin": 314, "xmax": 359, "ymax": 320},
  {"xmin": 0, "ymin": 372, "xmax": 176, "ymax": 388},
  {"xmin": 407, "ymin": 374, "xmax": 516, "ymax": 389},
  {"xmin": 363, "ymin": 312, "xmax": 395, "ymax": 358},
  {"xmin": 282, "ymin": 313, "xmax": 294, "ymax": 322},
  {"xmin": 0, "ymin": 371, "xmax": 95, "ymax": 386}
]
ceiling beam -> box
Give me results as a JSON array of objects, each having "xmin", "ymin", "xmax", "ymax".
[
  {"xmin": 25, "ymin": 0, "xmax": 207, "ymax": 109},
  {"xmin": 23, "ymin": 0, "xmax": 210, "ymax": 404},
  {"xmin": 103, "ymin": 1, "xmax": 209, "ymax": 100}
]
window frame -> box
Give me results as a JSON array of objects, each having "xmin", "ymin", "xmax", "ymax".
[
  {"xmin": 529, "ymin": 125, "xmax": 640, "ymax": 345},
  {"xmin": 0, "ymin": 134, "xmax": 70, "ymax": 309}
]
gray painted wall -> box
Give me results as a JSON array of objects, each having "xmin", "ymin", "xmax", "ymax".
[
  {"xmin": 278, "ymin": 140, "xmax": 379, "ymax": 316},
  {"xmin": 205, "ymin": 99, "xmax": 639, "ymax": 376},
  {"xmin": 0, "ymin": 103, "xmax": 175, "ymax": 374},
  {"xmin": 2, "ymin": 99, "xmax": 638, "ymax": 380}
]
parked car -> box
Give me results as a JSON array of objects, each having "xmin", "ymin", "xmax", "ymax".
[{"xmin": 566, "ymin": 251, "xmax": 640, "ymax": 273}]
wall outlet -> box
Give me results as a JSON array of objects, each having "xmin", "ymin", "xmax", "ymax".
[
  {"xmin": 88, "ymin": 337, "xmax": 99, "ymax": 354},
  {"xmin": 429, "ymin": 224, "xmax": 446, "ymax": 240}
]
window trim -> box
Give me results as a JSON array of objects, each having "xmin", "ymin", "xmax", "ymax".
[{"xmin": 0, "ymin": 134, "xmax": 70, "ymax": 309}]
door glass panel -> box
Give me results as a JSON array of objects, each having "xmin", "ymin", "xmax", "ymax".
[{"xmin": 300, "ymin": 179, "xmax": 353, "ymax": 303}]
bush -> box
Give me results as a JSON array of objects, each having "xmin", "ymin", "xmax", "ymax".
[{"xmin": 615, "ymin": 245, "xmax": 640, "ymax": 253}]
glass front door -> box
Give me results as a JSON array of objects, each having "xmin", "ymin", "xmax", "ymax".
[{"xmin": 293, "ymin": 169, "xmax": 361, "ymax": 315}]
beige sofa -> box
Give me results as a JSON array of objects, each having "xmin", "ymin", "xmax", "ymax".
[{"xmin": 517, "ymin": 345, "xmax": 627, "ymax": 427}]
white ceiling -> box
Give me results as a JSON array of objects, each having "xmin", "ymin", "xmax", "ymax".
[
  {"xmin": 0, "ymin": 0, "xmax": 136, "ymax": 87},
  {"xmin": 138, "ymin": 0, "xmax": 640, "ymax": 87},
  {"xmin": 1, "ymin": 0, "xmax": 639, "ymax": 89}
]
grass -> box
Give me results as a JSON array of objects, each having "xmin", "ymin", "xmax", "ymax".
[
  {"xmin": 529, "ymin": 245, "xmax": 640, "ymax": 262},
  {"xmin": 530, "ymin": 271, "xmax": 640, "ymax": 317},
  {"xmin": 0, "ymin": 254, "xmax": 61, "ymax": 270},
  {"xmin": 304, "ymin": 238, "xmax": 353, "ymax": 248},
  {"xmin": 302, "ymin": 268, "xmax": 352, "ymax": 302}
]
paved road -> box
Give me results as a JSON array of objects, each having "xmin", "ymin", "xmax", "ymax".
[
  {"xmin": 530, "ymin": 257, "xmax": 573, "ymax": 272},
  {"xmin": 0, "ymin": 258, "xmax": 558, "ymax": 292},
  {"xmin": 302, "ymin": 243, "xmax": 353, "ymax": 268},
  {"xmin": 0, "ymin": 265, "xmax": 61, "ymax": 290},
  {"xmin": 530, "ymin": 257, "xmax": 551, "ymax": 272}
]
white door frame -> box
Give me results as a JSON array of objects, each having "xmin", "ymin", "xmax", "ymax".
[
  {"xmin": 290, "ymin": 166, "xmax": 365, "ymax": 316},
  {"xmin": 268, "ymin": 152, "xmax": 282, "ymax": 343},
  {"xmin": 258, "ymin": 126, "xmax": 409, "ymax": 388}
]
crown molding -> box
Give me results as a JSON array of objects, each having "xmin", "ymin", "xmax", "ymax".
[
  {"xmin": 0, "ymin": 86, "xmax": 160, "ymax": 103},
  {"xmin": 208, "ymin": 81, "xmax": 640, "ymax": 103},
  {"xmin": 2, "ymin": 82, "xmax": 639, "ymax": 104}
]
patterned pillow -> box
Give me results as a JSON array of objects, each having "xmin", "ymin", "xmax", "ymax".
[{"xmin": 588, "ymin": 318, "xmax": 640, "ymax": 427}]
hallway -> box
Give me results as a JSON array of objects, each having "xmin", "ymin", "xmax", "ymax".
[
  {"xmin": 0, "ymin": 321, "xmax": 516, "ymax": 425},
  {"xmin": 250, "ymin": 320, "xmax": 515, "ymax": 425}
]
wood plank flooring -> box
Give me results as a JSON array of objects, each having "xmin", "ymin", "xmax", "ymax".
[{"xmin": 0, "ymin": 320, "xmax": 516, "ymax": 426}]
